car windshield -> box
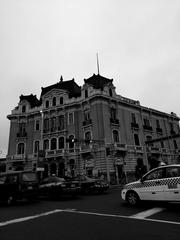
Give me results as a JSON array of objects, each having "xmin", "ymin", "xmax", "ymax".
[
  {"xmin": 22, "ymin": 172, "xmax": 37, "ymax": 182},
  {"xmin": 42, "ymin": 177, "xmax": 65, "ymax": 183}
]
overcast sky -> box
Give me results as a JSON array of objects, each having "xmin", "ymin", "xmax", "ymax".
[{"xmin": 0, "ymin": 0, "xmax": 180, "ymax": 158}]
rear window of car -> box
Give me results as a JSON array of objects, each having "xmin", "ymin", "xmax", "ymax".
[
  {"xmin": 166, "ymin": 167, "xmax": 180, "ymax": 178},
  {"xmin": 22, "ymin": 172, "xmax": 37, "ymax": 182}
]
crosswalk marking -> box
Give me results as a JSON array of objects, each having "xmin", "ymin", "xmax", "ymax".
[
  {"xmin": 130, "ymin": 208, "xmax": 165, "ymax": 219},
  {"xmin": 0, "ymin": 209, "xmax": 63, "ymax": 227},
  {"xmin": 0, "ymin": 208, "xmax": 180, "ymax": 227}
]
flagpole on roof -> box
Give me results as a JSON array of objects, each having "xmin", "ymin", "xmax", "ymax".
[{"xmin": 96, "ymin": 53, "xmax": 100, "ymax": 75}]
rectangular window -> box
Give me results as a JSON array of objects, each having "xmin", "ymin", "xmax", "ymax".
[
  {"xmin": 134, "ymin": 134, "xmax": 140, "ymax": 146},
  {"xmin": 173, "ymin": 140, "xmax": 178, "ymax": 149},
  {"xmin": 34, "ymin": 141, "xmax": 39, "ymax": 154},
  {"xmin": 144, "ymin": 117, "xmax": 150, "ymax": 126},
  {"xmin": 160, "ymin": 141, "xmax": 164, "ymax": 148},
  {"xmin": 19, "ymin": 123, "xmax": 26, "ymax": 134},
  {"xmin": 84, "ymin": 110, "xmax": 90, "ymax": 121},
  {"xmin": 58, "ymin": 115, "xmax": 64, "ymax": 130},
  {"xmin": 111, "ymin": 108, "xmax": 116, "ymax": 120},
  {"xmin": 35, "ymin": 120, "xmax": 40, "ymax": 131},
  {"xmin": 68, "ymin": 112, "xmax": 74, "ymax": 125},
  {"xmin": 131, "ymin": 113, "xmax": 136, "ymax": 123},
  {"xmin": 51, "ymin": 117, "xmax": 56, "ymax": 131},
  {"xmin": 44, "ymin": 119, "xmax": 49, "ymax": 132},
  {"xmin": 156, "ymin": 119, "xmax": 160, "ymax": 128}
]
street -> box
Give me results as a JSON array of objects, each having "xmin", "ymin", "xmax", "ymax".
[{"xmin": 0, "ymin": 187, "xmax": 180, "ymax": 240}]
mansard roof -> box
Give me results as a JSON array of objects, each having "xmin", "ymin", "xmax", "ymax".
[
  {"xmin": 84, "ymin": 74, "xmax": 113, "ymax": 89},
  {"xmin": 40, "ymin": 79, "xmax": 81, "ymax": 98},
  {"xmin": 19, "ymin": 94, "xmax": 41, "ymax": 108}
]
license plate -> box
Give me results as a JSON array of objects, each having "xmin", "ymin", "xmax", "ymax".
[
  {"xmin": 28, "ymin": 186, "xmax": 33, "ymax": 190},
  {"xmin": 71, "ymin": 184, "xmax": 75, "ymax": 187}
]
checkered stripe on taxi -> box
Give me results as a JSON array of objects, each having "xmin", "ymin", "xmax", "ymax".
[{"xmin": 124, "ymin": 177, "xmax": 180, "ymax": 190}]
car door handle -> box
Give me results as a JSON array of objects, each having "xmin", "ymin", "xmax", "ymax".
[
  {"xmin": 152, "ymin": 192, "xmax": 156, "ymax": 194},
  {"xmin": 174, "ymin": 191, "xmax": 179, "ymax": 194}
]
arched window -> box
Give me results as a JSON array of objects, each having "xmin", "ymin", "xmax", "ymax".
[
  {"xmin": 51, "ymin": 138, "xmax": 57, "ymax": 150},
  {"xmin": 43, "ymin": 139, "xmax": 49, "ymax": 150},
  {"xmin": 34, "ymin": 141, "xmax": 39, "ymax": 153},
  {"xmin": 46, "ymin": 100, "xmax": 49, "ymax": 108},
  {"xmin": 17, "ymin": 143, "xmax": 25, "ymax": 154},
  {"xmin": 60, "ymin": 97, "xmax": 63, "ymax": 105},
  {"xmin": 113, "ymin": 130, "xmax": 119, "ymax": 143},
  {"xmin": 59, "ymin": 137, "xmax": 64, "ymax": 149},
  {"xmin": 52, "ymin": 97, "xmax": 56, "ymax": 106},
  {"xmin": 22, "ymin": 105, "xmax": 26, "ymax": 113},
  {"xmin": 109, "ymin": 88, "xmax": 112, "ymax": 97}
]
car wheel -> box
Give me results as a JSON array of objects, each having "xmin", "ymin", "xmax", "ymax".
[{"xmin": 126, "ymin": 191, "xmax": 139, "ymax": 206}]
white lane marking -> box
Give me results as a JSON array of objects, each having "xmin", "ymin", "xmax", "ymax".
[
  {"xmin": 0, "ymin": 208, "xmax": 180, "ymax": 227},
  {"xmin": 130, "ymin": 208, "xmax": 165, "ymax": 219},
  {"xmin": 64, "ymin": 209, "xmax": 180, "ymax": 225},
  {"xmin": 0, "ymin": 209, "xmax": 63, "ymax": 227}
]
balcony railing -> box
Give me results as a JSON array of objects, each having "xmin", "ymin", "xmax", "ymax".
[
  {"xmin": 16, "ymin": 132, "xmax": 27, "ymax": 138},
  {"xmin": 114, "ymin": 143, "xmax": 127, "ymax": 151},
  {"xmin": 135, "ymin": 146, "xmax": 143, "ymax": 152},
  {"xmin": 83, "ymin": 119, "xmax": 92, "ymax": 126},
  {"xmin": 143, "ymin": 125, "xmax": 153, "ymax": 131},
  {"xmin": 131, "ymin": 122, "xmax": 139, "ymax": 129},
  {"xmin": 110, "ymin": 118, "xmax": 119, "ymax": 125},
  {"xmin": 9, "ymin": 154, "xmax": 26, "ymax": 161},
  {"xmin": 156, "ymin": 127, "xmax": 163, "ymax": 134},
  {"xmin": 170, "ymin": 129, "xmax": 176, "ymax": 135}
]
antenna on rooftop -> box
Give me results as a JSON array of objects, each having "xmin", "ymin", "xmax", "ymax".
[{"xmin": 96, "ymin": 53, "xmax": 100, "ymax": 75}]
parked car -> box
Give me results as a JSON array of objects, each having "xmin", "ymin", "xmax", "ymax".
[
  {"xmin": 39, "ymin": 175, "xmax": 80, "ymax": 198},
  {"xmin": 74, "ymin": 175, "xmax": 109, "ymax": 194},
  {"xmin": 121, "ymin": 164, "xmax": 180, "ymax": 206},
  {"xmin": 0, "ymin": 170, "xmax": 39, "ymax": 205}
]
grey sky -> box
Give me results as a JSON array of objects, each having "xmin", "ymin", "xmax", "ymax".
[{"xmin": 0, "ymin": 0, "xmax": 180, "ymax": 157}]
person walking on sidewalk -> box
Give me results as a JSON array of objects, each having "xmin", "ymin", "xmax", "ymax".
[{"xmin": 135, "ymin": 158, "xmax": 147, "ymax": 180}]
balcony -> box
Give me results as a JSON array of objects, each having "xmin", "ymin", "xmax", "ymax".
[
  {"xmin": 143, "ymin": 125, "xmax": 153, "ymax": 132},
  {"xmin": 50, "ymin": 127, "xmax": 56, "ymax": 133},
  {"xmin": 57, "ymin": 126, "xmax": 65, "ymax": 131},
  {"xmin": 110, "ymin": 118, "xmax": 119, "ymax": 125},
  {"xmin": 156, "ymin": 127, "xmax": 163, "ymax": 134},
  {"xmin": 16, "ymin": 132, "xmax": 27, "ymax": 138},
  {"xmin": 147, "ymin": 146, "xmax": 160, "ymax": 153},
  {"xmin": 170, "ymin": 129, "xmax": 176, "ymax": 135},
  {"xmin": 43, "ymin": 129, "xmax": 49, "ymax": 133},
  {"xmin": 46, "ymin": 149, "xmax": 65, "ymax": 156},
  {"xmin": 131, "ymin": 122, "xmax": 139, "ymax": 129},
  {"xmin": 80, "ymin": 144, "xmax": 92, "ymax": 153},
  {"xmin": 9, "ymin": 154, "xmax": 26, "ymax": 161},
  {"xmin": 83, "ymin": 119, "xmax": 92, "ymax": 126},
  {"xmin": 114, "ymin": 143, "xmax": 127, "ymax": 151},
  {"xmin": 135, "ymin": 146, "xmax": 143, "ymax": 152}
]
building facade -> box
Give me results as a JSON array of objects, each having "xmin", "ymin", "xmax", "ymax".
[{"xmin": 7, "ymin": 74, "xmax": 180, "ymax": 184}]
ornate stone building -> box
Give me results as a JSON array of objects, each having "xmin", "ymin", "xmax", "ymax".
[{"xmin": 7, "ymin": 74, "xmax": 180, "ymax": 183}]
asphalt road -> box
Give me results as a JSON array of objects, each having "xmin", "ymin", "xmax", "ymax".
[{"xmin": 0, "ymin": 187, "xmax": 180, "ymax": 240}]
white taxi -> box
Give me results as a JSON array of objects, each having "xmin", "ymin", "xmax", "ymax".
[{"xmin": 121, "ymin": 164, "xmax": 180, "ymax": 206}]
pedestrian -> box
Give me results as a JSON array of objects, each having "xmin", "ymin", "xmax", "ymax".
[{"xmin": 135, "ymin": 158, "xmax": 147, "ymax": 180}]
